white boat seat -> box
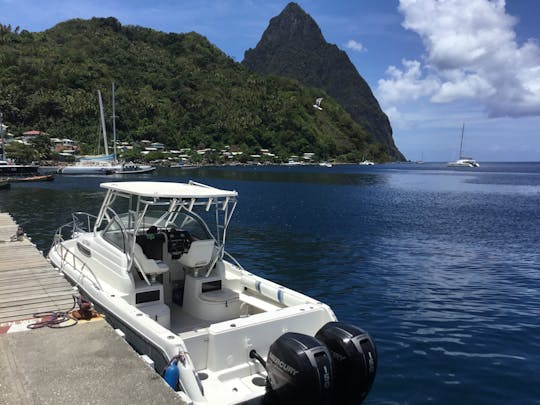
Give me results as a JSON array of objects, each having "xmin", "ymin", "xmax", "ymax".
[
  {"xmin": 133, "ymin": 243, "xmax": 169, "ymax": 279},
  {"xmin": 179, "ymin": 239, "xmax": 215, "ymax": 269}
]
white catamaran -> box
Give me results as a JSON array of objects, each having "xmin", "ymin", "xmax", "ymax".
[
  {"xmin": 48, "ymin": 180, "xmax": 377, "ymax": 405},
  {"xmin": 447, "ymin": 124, "xmax": 479, "ymax": 168}
]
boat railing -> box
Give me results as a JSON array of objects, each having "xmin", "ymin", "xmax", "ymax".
[
  {"xmin": 50, "ymin": 218, "xmax": 103, "ymax": 291},
  {"xmin": 71, "ymin": 212, "xmax": 98, "ymax": 234},
  {"xmin": 223, "ymin": 250, "xmax": 245, "ymax": 271},
  {"xmin": 55, "ymin": 237, "xmax": 103, "ymax": 291}
]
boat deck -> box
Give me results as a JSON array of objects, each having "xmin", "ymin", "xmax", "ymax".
[{"xmin": 171, "ymin": 303, "xmax": 212, "ymax": 335}]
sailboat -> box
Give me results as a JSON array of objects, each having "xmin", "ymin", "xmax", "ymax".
[
  {"xmin": 58, "ymin": 84, "xmax": 155, "ymax": 175},
  {"xmin": 109, "ymin": 83, "xmax": 155, "ymax": 175},
  {"xmin": 359, "ymin": 155, "xmax": 375, "ymax": 165},
  {"xmin": 57, "ymin": 90, "xmax": 116, "ymax": 175},
  {"xmin": 447, "ymin": 124, "xmax": 479, "ymax": 168}
]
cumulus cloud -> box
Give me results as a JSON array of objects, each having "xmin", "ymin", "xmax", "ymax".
[
  {"xmin": 378, "ymin": 59, "xmax": 440, "ymax": 103},
  {"xmin": 345, "ymin": 39, "xmax": 366, "ymax": 52},
  {"xmin": 377, "ymin": 0, "xmax": 540, "ymax": 118}
]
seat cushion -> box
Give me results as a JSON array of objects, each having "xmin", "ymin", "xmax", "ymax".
[{"xmin": 200, "ymin": 288, "xmax": 239, "ymax": 303}]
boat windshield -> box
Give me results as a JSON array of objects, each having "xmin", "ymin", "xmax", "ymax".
[
  {"xmin": 97, "ymin": 185, "xmax": 236, "ymax": 255},
  {"xmin": 141, "ymin": 207, "xmax": 213, "ymax": 241}
]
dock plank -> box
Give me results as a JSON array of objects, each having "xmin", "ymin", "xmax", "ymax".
[{"xmin": 0, "ymin": 215, "xmax": 75, "ymax": 324}]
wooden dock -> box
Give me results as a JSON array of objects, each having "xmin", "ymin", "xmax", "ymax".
[
  {"xmin": 0, "ymin": 213, "xmax": 75, "ymax": 323},
  {"xmin": 0, "ymin": 212, "xmax": 183, "ymax": 404}
]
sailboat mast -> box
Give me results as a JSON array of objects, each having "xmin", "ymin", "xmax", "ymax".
[
  {"xmin": 112, "ymin": 82, "xmax": 117, "ymax": 163},
  {"xmin": 98, "ymin": 90, "xmax": 109, "ymax": 156},
  {"xmin": 0, "ymin": 112, "xmax": 4, "ymax": 161},
  {"xmin": 459, "ymin": 123, "xmax": 465, "ymax": 159}
]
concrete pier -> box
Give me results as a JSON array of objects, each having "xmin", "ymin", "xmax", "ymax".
[{"xmin": 0, "ymin": 213, "xmax": 183, "ymax": 404}]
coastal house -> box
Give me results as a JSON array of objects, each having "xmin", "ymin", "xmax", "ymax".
[
  {"xmin": 150, "ymin": 142, "xmax": 165, "ymax": 150},
  {"xmin": 20, "ymin": 130, "xmax": 49, "ymax": 145},
  {"xmin": 50, "ymin": 138, "xmax": 80, "ymax": 155}
]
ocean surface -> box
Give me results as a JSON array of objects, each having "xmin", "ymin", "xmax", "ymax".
[{"xmin": 1, "ymin": 162, "xmax": 539, "ymax": 404}]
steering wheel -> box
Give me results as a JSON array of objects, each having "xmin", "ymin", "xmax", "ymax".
[{"xmin": 168, "ymin": 229, "xmax": 192, "ymax": 259}]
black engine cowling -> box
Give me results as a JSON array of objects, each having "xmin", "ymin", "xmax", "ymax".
[
  {"xmin": 265, "ymin": 332, "xmax": 334, "ymax": 404},
  {"xmin": 315, "ymin": 322, "xmax": 377, "ymax": 404}
]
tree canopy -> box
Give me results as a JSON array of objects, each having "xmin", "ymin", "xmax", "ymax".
[{"xmin": 0, "ymin": 17, "xmax": 391, "ymax": 162}]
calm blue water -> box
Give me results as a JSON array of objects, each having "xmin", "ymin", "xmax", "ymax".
[{"xmin": 1, "ymin": 162, "xmax": 539, "ymax": 404}]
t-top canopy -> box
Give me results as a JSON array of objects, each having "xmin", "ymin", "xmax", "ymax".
[{"xmin": 100, "ymin": 181, "xmax": 237, "ymax": 199}]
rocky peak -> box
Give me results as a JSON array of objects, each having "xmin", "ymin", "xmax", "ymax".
[
  {"xmin": 258, "ymin": 2, "xmax": 324, "ymax": 50},
  {"xmin": 243, "ymin": 2, "xmax": 405, "ymax": 160}
]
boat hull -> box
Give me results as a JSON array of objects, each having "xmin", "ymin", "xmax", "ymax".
[
  {"xmin": 113, "ymin": 165, "xmax": 156, "ymax": 174},
  {"xmin": 0, "ymin": 165, "xmax": 39, "ymax": 176},
  {"xmin": 6, "ymin": 174, "xmax": 54, "ymax": 182},
  {"xmin": 58, "ymin": 166, "xmax": 115, "ymax": 175},
  {"xmin": 447, "ymin": 159, "xmax": 480, "ymax": 168},
  {"xmin": 48, "ymin": 237, "xmax": 337, "ymax": 405}
]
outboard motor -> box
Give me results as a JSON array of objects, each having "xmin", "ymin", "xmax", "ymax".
[
  {"xmin": 264, "ymin": 332, "xmax": 334, "ymax": 404},
  {"xmin": 315, "ymin": 322, "xmax": 377, "ymax": 404}
]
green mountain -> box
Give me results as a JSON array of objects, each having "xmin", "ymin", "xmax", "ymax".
[
  {"xmin": 243, "ymin": 2, "xmax": 404, "ymax": 160},
  {"xmin": 0, "ymin": 18, "xmax": 392, "ymax": 162}
]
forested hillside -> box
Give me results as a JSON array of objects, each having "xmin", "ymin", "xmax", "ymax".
[{"xmin": 0, "ymin": 18, "xmax": 390, "ymax": 162}]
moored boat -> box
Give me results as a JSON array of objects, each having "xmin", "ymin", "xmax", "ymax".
[
  {"xmin": 112, "ymin": 162, "xmax": 156, "ymax": 174},
  {"xmin": 0, "ymin": 160, "xmax": 39, "ymax": 176},
  {"xmin": 6, "ymin": 174, "xmax": 54, "ymax": 182},
  {"xmin": 57, "ymin": 84, "xmax": 155, "ymax": 176},
  {"xmin": 447, "ymin": 124, "xmax": 479, "ymax": 168},
  {"xmin": 447, "ymin": 158, "xmax": 479, "ymax": 168},
  {"xmin": 48, "ymin": 180, "xmax": 377, "ymax": 404},
  {"xmin": 57, "ymin": 163, "xmax": 115, "ymax": 175}
]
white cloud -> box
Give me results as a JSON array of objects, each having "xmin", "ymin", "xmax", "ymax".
[
  {"xmin": 378, "ymin": 59, "xmax": 440, "ymax": 103},
  {"xmin": 377, "ymin": 0, "xmax": 540, "ymax": 118},
  {"xmin": 383, "ymin": 106, "xmax": 414, "ymax": 131},
  {"xmin": 345, "ymin": 39, "xmax": 366, "ymax": 52}
]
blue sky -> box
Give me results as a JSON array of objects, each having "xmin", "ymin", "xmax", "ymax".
[{"xmin": 1, "ymin": 0, "xmax": 539, "ymax": 161}]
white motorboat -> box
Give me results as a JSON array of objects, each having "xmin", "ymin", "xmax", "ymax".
[
  {"xmin": 113, "ymin": 161, "xmax": 156, "ymax": 174},
  {"xmin": 48, "ymin": 180, "xmax": 377, "ymax": 404},
  {"xmin": 359, "ymin": 160, "xmax": 374, "ymax": 166},
  {"xmin": 447, "ymin": 124, "xmax": 479, "ymax": 168},
  {"xmin": 57, "ymin": 155, "xmax": 116, "ymax": 175}
]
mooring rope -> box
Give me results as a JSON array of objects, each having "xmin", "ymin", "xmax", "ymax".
[{"xmin": 27, "ymin": 295, "xmax": 79, "ymax": 329}]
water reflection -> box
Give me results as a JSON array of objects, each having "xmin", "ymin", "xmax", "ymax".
[
  {"xmin": 1, "ymin": 163, "xmax": 540, "ymax": 404},
  {"xmin": 160, "ymin": 165, "xmax": 388, "ymax": 187}
]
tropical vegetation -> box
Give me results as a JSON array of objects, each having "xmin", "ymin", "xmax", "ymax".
[{"xmin": 0, "ymin": 18, "xmax": 391, "ymax": 162}]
